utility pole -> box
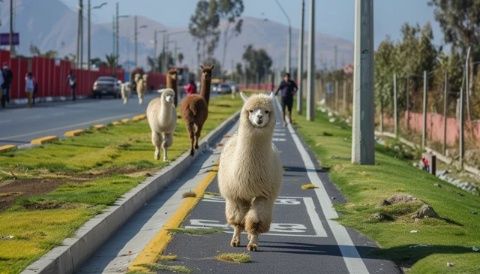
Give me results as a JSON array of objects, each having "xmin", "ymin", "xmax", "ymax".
[
  {"xmin": 76, "ymin": 0, "xmax": 82, "ymax": 67},
  {"xmin": 115, "ymin": 2, "xmax": 119, "ymax": 59},
  {"xmin": 9, "ymin": 0, "xmax": 14, "ymax": 56},
  {"xmin": 351, "ymin": 0, "xmax": 375, "ymax": 165},
  {"xmin": 80, "ymin": 0, "xmax": 84, "ymax": 68},
  {"xmin": 297, "ymin": 0, "xmax": 305, "ymax": 114},
  {"xmin": 306, "ymin": 0, "xmax": 315, "ymax": 121},
  {"xmin": 134, "ymin": 15, "xmax": 138, "ymax": 67},
  {"xmin": 334, "ymin": 45, "xmax": 338, "ymax": 69},
  {"xmin": 460, "ymin": 47, "xmax": 470, "ymax": 168},
  {"xmin": 442, "ymin": 70, "xmax": 448, "ymax": 155},
  {"xmin": 87, "ymin": 0, "xmax": 91, "ymax": 70},
  {"xmin": 274, "ymin": 0, "xmax": 291, "ymax": 73}
]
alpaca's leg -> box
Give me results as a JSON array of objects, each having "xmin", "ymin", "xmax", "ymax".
[
  {"xmin": 151, "ymin": 131, "xmax": 162, "ymax": 160},
  {"xmin": 138, "ymin": 91, "xmax": 143, "ymax": 104},
  {"xmin": 187, "ymin": 122, "xmax": 196, "ymax": 156},
  {"xmin": 161, "ymin": 132, "xmax": 173, "ymax": 161},
  {"xmin": 194, "ymin": 123, "xmax": 202, "ymax": 149},
  {"xmin": 245, "ymin": 197, "xmax": 274, "ymax": 251},
  {"xmin": 225, "ymin": 198, "xmax": 249, "ymax": 247}
]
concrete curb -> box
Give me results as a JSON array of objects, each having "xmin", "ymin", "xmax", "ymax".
[
  {"xmin": 22, "ymin": 111, "xmax": 240, "ymax": 274},
  {"xmin": 0, "ymin": 144, "xmax": 17, "ymax": 153},
  {"xmin": 93, "ymin": 124, "xmax": 106, "ymax": 130},
  {"xmin": 64, "ymin": 129, "xmax": 85, "ymax": 137},
  {"xmin": 31, "ymin": 136, "xmax": 59, "ymax": 145}
]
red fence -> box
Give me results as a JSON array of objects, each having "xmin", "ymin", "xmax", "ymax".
[{"xmin": 0, "ymin": 50, "xmax": 165, "ymax": 101}]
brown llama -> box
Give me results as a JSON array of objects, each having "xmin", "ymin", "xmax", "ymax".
[
  {"xmin": 166, "ymin": 68, "xmax": 178, "ymax": 106},
  {"xmin": 180, "ymin": 64, "xmax": 214, "ymax": 156}
]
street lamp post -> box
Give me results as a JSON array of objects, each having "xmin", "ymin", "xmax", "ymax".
[
  {"xmin": 297, "ymin": 0, "xmax": 305, "ymax": 114},
  {"xmin": 154, "ymin": 29, "xmax": 166, "ymax": 60},
  {"xmin": 306, "ymin": 0, "xmax": 315, "ymax": 121},
  {"xmin": 87, "ymin": 1, "xmax": 107, "ymax": 70},
  {"xmin": 134, "ymin": 15, "xmax": 147, "ymax": 67},
  {"xmin": 274, "ymin": 0, "xmax": 291, "ymax": 73}
]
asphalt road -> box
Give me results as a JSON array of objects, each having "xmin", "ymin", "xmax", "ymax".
[
  {"xmin": 0, "ymin": 94, "xmax": 156, "ymax": 146},
  {"xmin": 77, "ymin": 98, "xmax": 400, "ymax": 274}
]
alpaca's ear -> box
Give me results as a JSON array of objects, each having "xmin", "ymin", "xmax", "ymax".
[
  {"xmin": 210, "ymin": 65, "xmax": 215, "ymax": 70},
  {"xmin": 240, "ymin": 92, "xmax": 248, "ymax": 102},
  {"xmin": 268, "ymin": 92, "xmax": 275, "ymax": 99},
  {"xmin": 200, "ymin": 65, "xmax": 205, "ymax": 70},
  {"xmin": 157, "ymin": 89, "xmax": 164, "ymax": 94}
]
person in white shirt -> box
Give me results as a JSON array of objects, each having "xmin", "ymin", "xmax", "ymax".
[{"xmin": 25, "ymin": 72, "xmax": 35, "ymax": 108}]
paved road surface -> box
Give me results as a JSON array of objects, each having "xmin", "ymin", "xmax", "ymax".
[
  {"xmin": 0, "ymin": 94, "xmax": 156, "ymax": 146},
  {"xmin": 78, "ymin": 98, "xmax": 400, "ymax": 273}
]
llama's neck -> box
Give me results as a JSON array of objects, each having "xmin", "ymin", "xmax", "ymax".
[
  {"xmin": 200, "ymin": 78, "xmax": 211, "ymax": 105},
  {"xmin": 167, "ymin": 77, "xmax": 176, "ymax": 91},
  {"xmin": 158, "ymin": 99, "xmax": 173, "ymax": 121}
]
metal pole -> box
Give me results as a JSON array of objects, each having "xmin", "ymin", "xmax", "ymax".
[
  {"xmin": 115, "ymin": 2, "xmax": 119, "ymax": 59},
  {"xmin": 393, "ymin": 73, "xmax": 398, "ymax": 137},
  {"xmin": 297, "ymin": 0, "xmax": 305, "ymax": 114},
  {"xmin": 351, "ymin": 0, "xmax": 375, "ymax": 165},
  {"xmin": 112, "ymin": 16, "xmax": 115, "ymax": 55},
  {"xmin": 80, "ymin": 0, "xmax": 83, "ymax": 68},
  {"xmin": 154, "ymin": 30, "xmax": 158, "ymax": 59},
  {"xmin": 87, "ymin": 0, "xmax": 91, "ymax": 70},
  {"xmin": 134, "ymin": 15, "xmax": 138, "ymax": 67},
  {"xmin": 460, "ymin": 47, "xmax": 470, "ymax": 168},
  {"xmin": 422, "ymin": 70, "xmax": 427, "ymax": 149},
  {"xmin": 9, "ymin": 0, "xmax": 14, "ymax": 56},
  {"xmin": 306, "ymin": 0, "xmax": 315, "ymax": 121},
  {"xmin": 443, "ymin": 70, "xmax": 448, "ymax": 155},
  {"xmin": 76, "ymin": 0, "xmax": 81, "ymax": 67}
]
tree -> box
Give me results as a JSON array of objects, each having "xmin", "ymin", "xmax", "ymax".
[
  {"xmin": 105, "ymin": 54, "xmax": 118, "ymax": 69},
  {"xmin": 375, "ymin": 37, "xmax": 396, "ymax": 120},
  {"xmin": 242, "ymin": 45, "xmax": 272, "ymax": 84},
  {"xmin": 29, "ymin": 44, "xmax": 58, "ymax": 58},
  {"xmin": 217, "ymin": 0, "xmax": 244, "ymax": 69},
  {"xmin": 189, "ymin": 0, "xmax": 220, "ymax": 62}
]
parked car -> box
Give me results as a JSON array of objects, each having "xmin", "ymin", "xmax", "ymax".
[
  {"xmin": 92, "ymin": 76, "xmax": 121, "ymax": 98},
  {"xmin": 216, "ymin": 83, "xmax": 232, "ymax": 94}
]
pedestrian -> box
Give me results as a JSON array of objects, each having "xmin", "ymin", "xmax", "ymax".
[
  {"xmin": 25, "ymin": 72, "xmax": 35, "ymax": 108},
  {"xmin": 184, "ymin": 79, "xmax": 197, "ymax": 96},
  {"xmin": 67, "ymin": 71, "xmax": 77, "ymax": 101},
  {"xmin": 275, "ymin": 72, "xmax": 298, "ymax": 126},
  {"xmin": 1, "ymin": 63, "xmax": 13, "ymax": 108},
  {"xmin": 33, "ymin": 75, "xmax": 39, "ymax": 105},
  {"xmin": 0, "ymin": 69, "xmax": 4, "ymax": 108}
]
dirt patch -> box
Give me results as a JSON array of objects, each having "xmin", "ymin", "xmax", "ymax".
[
  {"xmin": 0, "ymin": 178, "xmax": 64, "ymax": 211},
  {"xmin": 382, "ymin": 194, "xmax": 418, "ymax": 206}
]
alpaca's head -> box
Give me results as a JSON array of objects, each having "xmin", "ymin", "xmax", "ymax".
[
  {"xmin": 142, "ymin": 74, "xmax": 148, "ymax": 81},
  {"xmin": 160, "ymin": 88, "xmax": 175, "ymax": 104},
  {"xmin": 134, "ymin": 73, "xmax": 141, "ymax": 82},
  {"xmin": 200, "ymin": 64, "xmax": 214, "ymax": 82},
  {"xmin": 242, "ymin": 93, "xmax": 275, "ymax": 129},
  {"xmin": 168, "ymin": 68, "xmax": 177, "ymax": 80}
]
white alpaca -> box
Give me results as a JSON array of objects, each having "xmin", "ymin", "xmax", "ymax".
[
  {"xmin": 231, "ymin": 84, "xmax": 237, "ymax": 99},
  {"xmin": 136, "ymin": 74, "xmax": 148, "ymax": 104},
  {"xmin": 218, "ymin": 92, "xmax": 282, "ymax": 251},
  {"xmin": 146, "ymin": 88, "xmax": 177, "ymax": 161},
  {"xmin": 121, "ymin": 82, "xmax": 131, "ymax": 104}
]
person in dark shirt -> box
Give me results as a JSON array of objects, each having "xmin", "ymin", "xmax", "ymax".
[{"xmin": 275, "ymin": 72, "xmax": 298, "ymax": 126}]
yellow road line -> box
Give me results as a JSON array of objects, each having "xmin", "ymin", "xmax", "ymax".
[{"xmin": 128, "ymin": 165, "xmax": 218, "ymax": 271}]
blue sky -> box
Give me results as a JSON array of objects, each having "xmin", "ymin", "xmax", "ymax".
[{"xmin": 61, "ymin": 0, "xmax": 443, "ymax": 47}]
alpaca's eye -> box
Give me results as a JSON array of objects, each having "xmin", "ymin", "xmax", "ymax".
[
  {"xmin": 265, "ymin": 110, "xmax": 270, "ymax": 114},
  {"xmin": 248, "ymin": 110, "xmax": 253, "ymax": 113}
]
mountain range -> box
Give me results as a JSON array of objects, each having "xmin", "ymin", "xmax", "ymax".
[{"xmin": 0, "ymin": 0, "xmax": 353, "ymax": 72}]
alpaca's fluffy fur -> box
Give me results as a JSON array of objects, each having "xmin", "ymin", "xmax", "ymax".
[
  {"xmin": 136, "ymin": 74, "xmax": 148, "ymax": 104},
  {"xmin": 218, "ymin": 93, "xmax": 282, "ymax": 251},
  {"xmin": 180, "ymin": 65, "xmax": 213, "ymax": 156},
  {"xmin": 120, "ymin": 82, "xmax": 131, "ymax": 104},
  {"xmin": 146, "ymin": 88, "xmax": 177, "ymax": 161}
]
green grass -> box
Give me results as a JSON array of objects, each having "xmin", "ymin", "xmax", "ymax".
[
  {"xmin": 139, "ymin": 262, "xmax": 192, "ymax": 273},
  {"xmin": 215, "ymin": 252, "xmax": 251, "ymax": 264},
  {"xmin": 0, "ymin": 95, "xmax": 243, "ymax": 274},
  {"xmin": 295, "ymin": 109, "xmax": 480, "ymax": 273}
]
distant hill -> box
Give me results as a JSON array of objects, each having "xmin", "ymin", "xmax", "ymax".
[{"xmin": 0, "ymin": 0, "xmax": 353, "ymax": 71}]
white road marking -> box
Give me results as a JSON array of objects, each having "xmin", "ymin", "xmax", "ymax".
[
  {"xmin": 304, "ymin": 197, "xmax": 328, "ymax": 237},
  {"xmin": 273, "ymin": 138, "xmax": 286, "ymax": 142},
  {"xmin": 282, "ymin": 101, "xmax": 370, "ymax": 273},
  {"xmin": 203, "ymin": 195, "xmax": 302, "ymax": 206},
  {"xmin": 274, "ymin": 133, "xmax": 286, "ymax": 137}
]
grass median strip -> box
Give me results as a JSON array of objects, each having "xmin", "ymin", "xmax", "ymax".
[
  {"xmin": 0, "ymin": 95, "xmax": 242, "ymax": 274},
  {"xmin": 295, "ymin": 109, "xmax": 480, "ymax": 273}
]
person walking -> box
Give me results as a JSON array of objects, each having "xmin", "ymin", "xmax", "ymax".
[
  {"xmin": 67, "ymin": 71, "xmax": 77, "ymax": 101},
  {"xmin": 25, "ymin": 72, "xmax": 35, "ymax": 108},
  {"xmin": 184, "ymin": 79, "xmax": 197, "ymax": 96},
  {"xmin": 275, "ymin": 72, "xmax": 298, "ymax": 126},
  {"xmin": 1, "ymin": 63, "xmax": 13, "ymax": 108},
  {"xmin": 0, "ymin": 69, "xmax": 4, "ymax": 108}
]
